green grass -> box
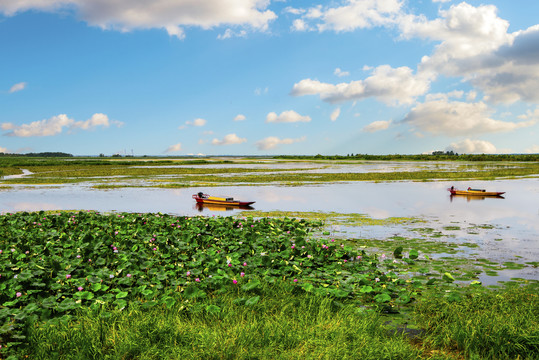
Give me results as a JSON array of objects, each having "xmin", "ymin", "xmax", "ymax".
[
  {"xmin": 20, "ymin": 282, "xmax": 539, "ymax": 360},
  {"xmin": 25, "ymin": 284, "xmax": 427, "ymax": 360},
  {"xmin": 414, "ymin": 284, "xmax": 539, "ymax": 359}
]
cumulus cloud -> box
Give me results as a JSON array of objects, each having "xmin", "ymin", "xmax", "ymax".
[
  {"xmin": 266, "ymin": 110, "xmax": 311, "ymax": 123},
  {"xmin": 445, "ymin": 139, "xmax": 497, "ymax": 154},
  {"xmin": 0, "ymin": 0, "xmax": 276, "ymax": 39},
  {"xmin": 402, "ymin": 99, "xmax": 535, "ymax": 137},
  {"xmin": 234, "ymin": 114, "xmax": 246, "ymax": 121},
  {"xmin": 9, "ymin": 82, "xmax": 26, "ymax": 93},
  {"xmin": 211, "ymin": 133, "xmax": 247, "ymax": 146},
  {"xmin": 330, "ymin": 108, "xmax": 340, "ymax": 122},
  {"xmin": 164, "ymin": 143, "xmax": 182, "ymax": 153},
  {"xmin": 291, "ymin": 19, "xmax": 309, "ymax": 31},
  {"xmin": 400, "ymin": 3, "xmax": 539, "ymax": 104},
  {"xmin": 1, "ymin": 113, "xmax": 119, "ymax": 137},
  {"xmin": 291, "ymin": 65, "xmax": 430, "ymax": 105},
  {"xmin": 334, "ymin": 68, "xmax": 350, "ymax": 77},
  {"xmin": 255, "ymin": 136, "xmax": 306, "ymax": 150},
  {"xmin": 292, "ymin": 0, "xmax": 403, "ymax": 33},
  {"xmin": 525, "ymin": 144, "xmax": 539, "ymax": 154},
  {"xmin": 0, "ymin": 146, "xmax": 8, "ymax": 153},
  {"xmin": 217, "ymin": 28, "xmax": 247, "ymax": 40},
  {"xmin": 179, "ymin": 118, "xmax": 206, "ymax": 129},
  {"xmin": 362, "ymin": 120, "xmax": 391, "ymax": 133}
]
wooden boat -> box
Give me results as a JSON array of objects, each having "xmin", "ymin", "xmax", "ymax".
[
  {"xmin": 448, "ymin": 187, "xmax": 505, "ymax": 197},
  {"xmin": 192, "ymin": 193, "xmax": 255, "ymax": 206}
]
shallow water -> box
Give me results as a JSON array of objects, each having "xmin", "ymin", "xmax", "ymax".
[{"xmin": 1, "ymin": 170, "xmax": 537, "ymax": 283}]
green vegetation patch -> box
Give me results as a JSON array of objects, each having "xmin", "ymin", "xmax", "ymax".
[
  {"xmin": 242, "ymin": 210, "xmax": 420, "ymax": 227},
  {"xmin": 1, "ymin": 210, "xmax": 537, "ymax": 359}
]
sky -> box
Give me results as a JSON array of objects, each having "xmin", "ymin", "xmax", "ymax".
[{"xmin": 1, "ymin": 0, "xmax": 539, "ymax": 156}]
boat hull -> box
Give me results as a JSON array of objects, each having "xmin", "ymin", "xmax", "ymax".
[
  {"xmin": 449, "ymin": 190, "xmax": 505, "ymax": 196},
  {"xmin": 192, "ymin": 194, "xmax": 255, "ymax": 206}
]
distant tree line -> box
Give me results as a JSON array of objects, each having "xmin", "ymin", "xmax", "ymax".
[
  {"xmin": 275, "ymin": 153, "xmax": 539, "ymax": 162},
  {"xmin": 0, "ymin": 152, "xmax": 73, "ymax": 157}
]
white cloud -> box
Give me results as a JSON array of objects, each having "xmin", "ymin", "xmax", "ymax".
[
  {"xmin": 403, "ymin": 99, "xmax": 535, "ymax": 136},
  {"xmin": 180, "ymin": 118, "xmax": 206, "ymax": 129},
  {"xmin": 291, "ymin": 65, "xmax": 430, "ymax": 105},
  {"xmin": 284, "ymin": 7, "xmax": 305, "ymax": 16},
  {"xmin": 164, "ymin": 143, "xmax": 182, "ymax": 153},
  {"xmin": 330, "ymin": 108, "xmax": 340, "ymax": 122},
  {"xmin": 217, "ymin": 28, "xmax": 247, "ymax": 40},
  {"xmin": 1, "ymin": 113, "xmax": 118, "ymax": 137},
  {"xmin": 266, "ymin": 110, "xmax": 311, "ymax": 123},
  {"xmin": 9, "ymin": 82, "xmax": 26, "ymax": 93},
  {"xmin": 234, "ymin": 114, "xmax": 246, "ymax": 121},
  {"xmin": 362, "ymin": 120, "xmax": 391, "ymax": 133},
  {"xmin": 446, "ymin": 139, "xmax": 497, "ymax": 154},
  {"xmin": 0, "ymin": 146, "xmax": 8, "ymax": 153},
  {"xmin": 297, "ymin": 0, "xmax": 403, "ymax": 33},
  {"xmin": 425, "ymin": 90, "xmax": 463, "ymax": 102},
  {"xmin": 525, "ymin": 145, "xmax": 539, "ymax": 154},
  {"xmin": 292, "ymin": 19, "xmax": 309, "ymax": 31},
  {"xmin": 400, "ymin": 3, "xmax": 539, "ymax": 104},
  {"xmin": 0, "ymin": 0, "xmax": 276, "ymax": 39},
  {"xmin": 211, "ymin": 133, "xmax": 247, "ymax": 146},
  {"xmin": 255, "ymin": 136, "xmax": 306, "ymax": 150},
  {"xmin": 254, "ymin": 87, "xmax": 268, "ymax": 95},
  {"xmin": 334, "ymin": 68, "xmax": 350, "ymax": 77}
]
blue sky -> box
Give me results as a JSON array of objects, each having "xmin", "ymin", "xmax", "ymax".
[{"xmin": 1, "ymin": 0, "xmax": 539, "ymax": 156}]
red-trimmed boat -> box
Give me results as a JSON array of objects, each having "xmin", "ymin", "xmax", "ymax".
[
  {"xmin": 192, "ymin": 193, "xmax": 255, "ymax": 206},
  {"xmin": 448, "ymin": 186, "xmax": 505, "ymax": 197}
]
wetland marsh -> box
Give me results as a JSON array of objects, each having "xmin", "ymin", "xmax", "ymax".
[{"xmin": 1, "ymin": 156, "xmax": 538, "ymax": 359}]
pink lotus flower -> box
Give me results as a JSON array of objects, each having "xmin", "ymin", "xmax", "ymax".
[
  {"xmin": 16, "ymin": 292, "xmax": 22, "ymax": 297},
  {"xmin": 243, "ymin": 262, "xmax": 247, "ymax": 266},
  {"xmin": 186, "ymin": 271, "xmax": 191, "ymax": 276},
  {"xmin": 78, "ymin": 286, "xmax": 83, "ymax": 291},
  {"xmin": 195, "ymin": 278, "xmax": 200, "ymax": 282},
  {"xmin": 233, "ymin": 279, "xmax": 238, "ymax": 284},
  {"xmin": 240, "ymin": 272, "xmax": 245, "ymax": 277},
  {"xmin": 66, "ymin": 274, "xmax": 71, "ymax": 279},
  {"xmin": 293, "ymin": 279, "xmax": 298, "ymax": 283},
  {"xmin": 126, "ymin": 274, "xmax": 132, "ymax": 278},
  {"xmin": 227, "ymin": 263, "xmax": 232, "ymax": 267}
]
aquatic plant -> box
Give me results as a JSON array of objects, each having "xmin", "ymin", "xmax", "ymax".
[{"xmin": 0, "ymin": 210, "xmax": 425, "ymax": 356}]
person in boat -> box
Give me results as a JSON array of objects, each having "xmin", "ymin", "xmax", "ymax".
[
  {"xmin": 197, "ymin": 192, "xmax": 206, "ymax": 199},
  {"xmin": 450, "ymin": 186, "xmax": 454, "ymax": 191}
]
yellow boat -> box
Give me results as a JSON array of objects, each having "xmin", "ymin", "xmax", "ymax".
[
  {"xmin": 192, "ymin": 193, "xmax": 255, "ymax": 206},
  {"xmin": 448, "ymin": 187, "xmax": 505, "ymax": 197}
]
